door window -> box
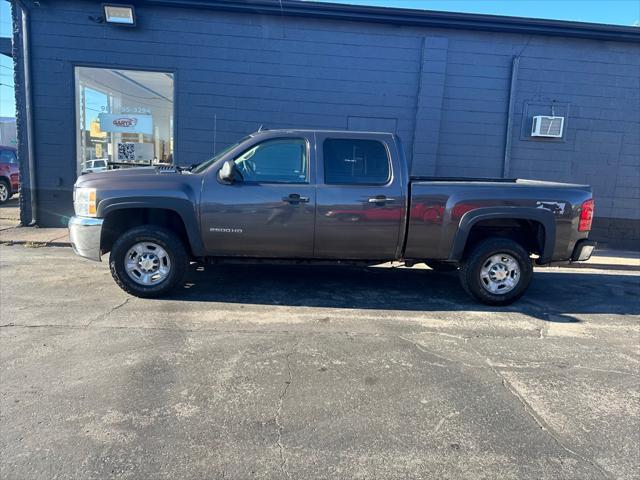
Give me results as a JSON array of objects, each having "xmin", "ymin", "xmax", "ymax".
[
  {"xmin": 234, "ymin": 138, "xmax": 307, "ymax": 183},
  {"xmin": 323, "ymin": 139, "xmax": 390, "ymax": 185}
]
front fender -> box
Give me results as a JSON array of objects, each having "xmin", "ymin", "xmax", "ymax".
[
  {"xmin": 449, "ymin": 207, "xmax": 556, "ymax": 263},
  {"xmin": 98, "ymin": 196, "xmax": 205, "ymax": 256}
]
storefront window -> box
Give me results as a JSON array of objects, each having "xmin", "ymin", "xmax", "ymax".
[{"xmin": 75, "ymin": 67, "xmax": 174, "ymax": 175}]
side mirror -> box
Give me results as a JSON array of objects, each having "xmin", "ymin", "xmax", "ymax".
[{"xmin": 218, "ymin": 160, "xmax": 240, "ymax": 184}]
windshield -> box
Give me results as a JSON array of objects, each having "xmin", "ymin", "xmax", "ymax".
[{"xmin": 191, "ymin": 136, "xmax": 251, "ymax": 174}]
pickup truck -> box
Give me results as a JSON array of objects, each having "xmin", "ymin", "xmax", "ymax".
[{"xmin": 69, "ymin": 129, "xmax": 596, "ymax": 305}]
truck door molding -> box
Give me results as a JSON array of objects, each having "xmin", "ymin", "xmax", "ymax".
[{"xmin": 449, "ymin": 207, "xmax": 556, "ymax": 263}]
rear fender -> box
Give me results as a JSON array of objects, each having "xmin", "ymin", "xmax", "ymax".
[{"xmin": 449, "ymin": 207, "xmax": 556, "ymax": 263}]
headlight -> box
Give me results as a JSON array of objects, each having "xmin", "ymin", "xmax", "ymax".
[{"xmin": 74, "ymin": 187, "xmax": 97, "ymax": 217}]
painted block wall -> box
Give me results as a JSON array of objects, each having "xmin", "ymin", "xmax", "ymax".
[{"xmin": 17, "ymin": 0, "xmax": 640, "ymax": 247}]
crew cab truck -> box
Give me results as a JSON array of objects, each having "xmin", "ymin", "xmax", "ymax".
[{"xmin": 69, "ymin": 130, "xmax": 596, "ymax": 305}]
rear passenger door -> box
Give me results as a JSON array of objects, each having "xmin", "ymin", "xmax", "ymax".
[{"xmin": 314, "ymin": 133, "xmax": 405, "ymax": 259}]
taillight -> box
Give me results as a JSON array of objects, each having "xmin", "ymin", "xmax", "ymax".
[{"xmin": 579, "ymin": 199, "xmax": 594, "ymax": 232}]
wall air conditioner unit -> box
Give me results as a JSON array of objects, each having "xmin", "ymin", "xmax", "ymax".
[{"xmin": 531, "ymin": 115, "xmax": 565, "ymax": 138}]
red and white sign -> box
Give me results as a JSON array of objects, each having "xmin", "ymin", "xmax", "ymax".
[
  {"xmin": 112, "ymin": 117, "xmax": 138, "ymax": 128},
  {"xmin": 99, "ymin": 113, "xmax": 152, "ymax": 134}
]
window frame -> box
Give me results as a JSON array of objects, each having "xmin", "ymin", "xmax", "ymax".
[
  {"xmin": 322, "ymin": 137, "xmax": 393, "ymax": 187},
  {"xmin": 232, "ymin": 137, "xmax": 310, "ymax": 185}
]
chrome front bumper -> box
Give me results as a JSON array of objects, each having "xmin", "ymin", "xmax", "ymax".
[{"xmin": 68, "ymin": 216, "xmax": 104, "ymax": 261}]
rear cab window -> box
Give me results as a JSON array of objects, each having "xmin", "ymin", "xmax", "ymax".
[{"xmin": 323, "ymin": 138, "xmax": 390, "ymax": 185}]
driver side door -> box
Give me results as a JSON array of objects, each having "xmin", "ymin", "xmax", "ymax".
[{"xmin": 200, "ymin": 134, "xmax": 316, "ymax": 258}]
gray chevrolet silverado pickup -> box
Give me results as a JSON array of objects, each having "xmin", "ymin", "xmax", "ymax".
[{"xmin": 69, "ymin": 129, "xmax": 596, "ymax": 305}]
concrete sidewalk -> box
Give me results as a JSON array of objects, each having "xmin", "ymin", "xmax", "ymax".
[
  {"xmin": 0, "ymin": 225, "xmax": 70, "ymax": 247},
  {"xmin": 562, "ymin": 248, "xmax": 640, "ymax": 271},
  {"xmin": 1, "ymin": 223, "xmax": 638, "ymax": 271}
]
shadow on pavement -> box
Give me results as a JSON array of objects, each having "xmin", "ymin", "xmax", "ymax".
[
  {"xmin": 165, "ymin": 263, "xmax": 639, "ymax": 322},
  {"xmin": 0, "ymin": 197, "xmax": 19, "ymax": 207}
]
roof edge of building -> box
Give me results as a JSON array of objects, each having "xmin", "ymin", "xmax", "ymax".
[{"xmin": 140, "ymin": 0, "xmax": 640, "ymax": 43}]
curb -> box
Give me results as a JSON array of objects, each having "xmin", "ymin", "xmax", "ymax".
[
  {"xmin": 556, "ymin": 262, "xmax": 640, "ymax": 272},
  {"xmin": 1, "ymin": 240, "xmax": 638, "ymax": 272},
  {"xmin": 0, "ymin": 240, "xmax": 72, "ymax": 248}
]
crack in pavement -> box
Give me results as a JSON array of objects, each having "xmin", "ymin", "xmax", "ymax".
[
  {"xmin": 399, "ymin": 333, "xmax": 617, "ymax": 479},
  {"xmin": 85, "ymin": 297, "xmax": 132, "ymax": 327},
  {"xmin": 275, "ymin": 340, "xmax": 298, "ymax": 479},
  {"xmin": 398, "ymin": 335, "xmax": 479, "ymax": 369},
  {"xmin": 465, "ymin": 341, "xmax": 615, "ymax": 480},
  {"xmin": 432, "ymin": 411, "xmax": 460, "ymax": 434}
]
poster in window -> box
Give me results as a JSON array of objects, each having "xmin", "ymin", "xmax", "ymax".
[{"xmin": 117, "ymin": 142, "xmax": 154, "ymax": 163}]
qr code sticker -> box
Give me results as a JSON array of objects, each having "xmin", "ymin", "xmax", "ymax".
[{"xmin": 118, "ymin": 143, "xmax": 136, "ymax": 161}]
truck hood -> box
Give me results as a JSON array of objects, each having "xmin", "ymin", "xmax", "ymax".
[{"xmin": 76, "ymin": 166, "xmax": 183, "ymax": 187}]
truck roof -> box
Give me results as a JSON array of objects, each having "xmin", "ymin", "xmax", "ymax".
[{"xmin": 249, "ymin": 129, "xmax": 394, "ymax": 136}]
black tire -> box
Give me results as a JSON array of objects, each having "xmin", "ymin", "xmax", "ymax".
[
  {"xmin": 425, "ymin": 260, "xmax": 458, "ymax": 272},
  {"xmin": 459, "ymin": 238, "xmax": 533, "ymax": 306},
  {"xmin": 109, "ymin": 225, "xmax": 188, "ymax": 298},
  {"xmin": 0, "ymin": 179, "xmax": 10, "ymax": 204}
]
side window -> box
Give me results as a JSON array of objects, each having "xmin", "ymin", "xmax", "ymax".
[
  {"xmin": 234, "ymin": 138, "xmax": 307, "ymax": 183},
  {"xmin": 323, "ymin": 139, "xmax": 390, "ymax": 185},
  {"xmin": 0, "ymin": 150, "xmax": 16, "ymax": 164}
]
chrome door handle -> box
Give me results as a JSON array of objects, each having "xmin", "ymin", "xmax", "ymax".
[
  {"xmin": 368, "ymin": 196, "xmax": 394, "ymax": 204},
  {"xmin": 283, "ymin": 193, "xmax": 309, "ymax": 204}
]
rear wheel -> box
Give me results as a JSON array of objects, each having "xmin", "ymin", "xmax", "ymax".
[
  {"xmin": 459, "ymin": 238, "xmax": 533, "ymax": 306},
  {"xmin": 109, "ymin": 225, "xmax": 187, "ymax": 298}
]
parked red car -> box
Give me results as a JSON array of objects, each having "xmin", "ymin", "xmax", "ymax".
[{"xmin": 0, "ymin": 146, "xmax": 19, "ymax": 204}]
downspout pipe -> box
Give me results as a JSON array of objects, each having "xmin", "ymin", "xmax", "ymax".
[
  {"xmin": 503, "ymin": 56, "xmax": 519, "ymax": 178},
  {"xmin": 13, "ymin": 0, "xmax": 36, "ymax": 225}
]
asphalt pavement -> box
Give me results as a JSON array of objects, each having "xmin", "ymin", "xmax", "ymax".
[{"xmin": 0, "ymin": 244, "xmax": 639, "ymax": 479}]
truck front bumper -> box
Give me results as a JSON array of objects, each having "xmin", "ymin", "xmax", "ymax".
[
  {"xmin": 571, "ymin": 239, "xmax": 597, "ymax": 262},
  {"xmin": 68, "ymin": 216, "xmax": 103, "ymax": 262}
]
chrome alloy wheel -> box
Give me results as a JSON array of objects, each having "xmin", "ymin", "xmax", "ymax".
[
  {"xmin": 479, "ymin": 253, "xmax": 521, "ymax": 295},
  {"xmin": 0, "ymin": 183, "xmax": 8, "ymax": 202},
  {"xmin": 124, "ymin": 242, "xmax": 172, "ymax": 286}
]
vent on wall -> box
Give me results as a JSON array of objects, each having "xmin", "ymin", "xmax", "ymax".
[{"xmin": 531, "ymin": 116, "xmax": 565, "ymax": 138}]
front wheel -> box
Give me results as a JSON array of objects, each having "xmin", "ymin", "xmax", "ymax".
[
  {"xmin": 0, "ymin": 180, "xmax": 10, "ymax": 204},
  {"xmin": 459, "ymin": 238, "xmax": 533, "ymax": 306},
  {"xmin": 109, "ymin": 225, "xmax": 188, "ymax": 298}
]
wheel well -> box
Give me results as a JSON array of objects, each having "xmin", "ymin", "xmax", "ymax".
[
  {"xmin": 100, "ymin": 208, "xmax": 191, "ymax": 256},
  {"xmin": 462, "ymin": 218, "xmax": 545, "ymax": 259}
]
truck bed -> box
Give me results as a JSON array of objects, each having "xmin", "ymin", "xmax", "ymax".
[{"xmin": 404, "ymin": 178, "xmax": 593, "ymax": 262}]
